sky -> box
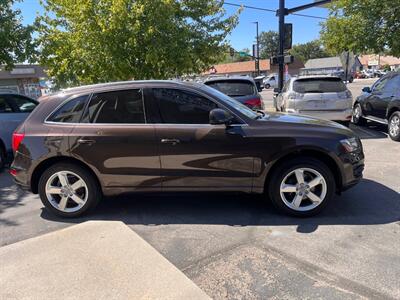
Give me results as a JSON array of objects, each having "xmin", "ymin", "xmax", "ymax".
[{"xmin": 14, "ymin": 0, "xmax": 330, "ymax": 51}]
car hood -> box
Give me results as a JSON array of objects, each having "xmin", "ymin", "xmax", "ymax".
[{"xmin": 257, "ymin": 112, "xmax": 354, "ymax": 137}]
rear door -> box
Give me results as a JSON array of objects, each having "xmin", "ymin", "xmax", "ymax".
[
  {"xmin": 147, "ymin": 87, "xmax": 254, "ymax": 192},
  {"xmin": 364, "ymin": 76, "xmax": 393, "ymax": 118},
  {"xmin": 69, "ymin": 88, "xmax": 160, "ymax": 190}
]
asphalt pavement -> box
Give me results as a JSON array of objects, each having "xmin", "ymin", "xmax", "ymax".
[{"xmin": 1, "ymin": 78, "xmax": 399, "ymax": 299}]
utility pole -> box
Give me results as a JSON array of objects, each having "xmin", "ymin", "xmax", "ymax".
[
  {"xmin": 278, "ymin": 0, "xmax": 285, "ymax": 92},
  {"xmin": 253, "ymin": 21, "xmax": 260, "ymax": 76}
]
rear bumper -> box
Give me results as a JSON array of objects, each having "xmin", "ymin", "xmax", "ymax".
[
  {"xmin": 288, "ymin": 109, "xmax": 353, "ymax": 122},
  {"xmin": 10, "ymin": 151, "xmax": 33, "ymax": 192}
]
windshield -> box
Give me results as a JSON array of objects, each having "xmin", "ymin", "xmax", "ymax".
[
  {"xmin": 205, "ymin": 80, "xmax": 256, "ymax": 97},
  {"xmin": 200, "ymin": 84, "xmax": 259, "ymax": 119},
  {"xmin": 293, "ymin": 78, "xmax": 347, "ymax": 93}
]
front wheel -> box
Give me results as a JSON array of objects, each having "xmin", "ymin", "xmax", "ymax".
[
  {"xmin": 38, "ymin": 163, "xmax": 101, "ymax": 217},
  {"xmin": 352, "ymin": 103, "xmax": 366, "ymax": 126},
  {"xmin": 268, "ymin": 157, "xmax": 336, "ymax": 217},
  {"xmin": 388, "ymin": 111, "xmax": 400, "ymax": 141}
]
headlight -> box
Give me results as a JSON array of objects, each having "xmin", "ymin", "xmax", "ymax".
[{"xmin": 340, "ymin": 137, "xmax": 360, "ymax": 152}]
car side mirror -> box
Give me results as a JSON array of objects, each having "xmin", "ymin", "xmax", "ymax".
[
  {"xmin": 209, "ymin": 108, "xmax": 233, "ymax": 125},
  {"xmin": 362, "ymin": 86, "xmax": 371, "ymax": 93}
]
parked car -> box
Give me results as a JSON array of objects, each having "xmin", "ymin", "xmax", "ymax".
[
  {"xmin": 275, "ymin": 76, "xmax": 353, "ymax": 126},
  {"xmin": 204, "ymin": 76, "xmax": 263, "ymax": 110},
  {"xmin": 0, "ymin": 93, "xmax": 38, "ymax": 168},
  {"xmin": 362, "ymin": 69, "xmax": 375, "ymax": 79},
  {"xmin": 352, "ymin": 71, "xmax": 400, "ymax": 141},
  {"xmin": 10, "ymin": 80, "xmax": 364, "ymax": 218},
  {"xmin": 331, "ymin": 70, "xmax": 354, "ymax": 83},
  {"xmin": 354, "ymin": 71, "xmax": 366, "ymax": 79},
  {"xmin": 263, "ymin": 75, "xmax": 277, "ymax": 89}
]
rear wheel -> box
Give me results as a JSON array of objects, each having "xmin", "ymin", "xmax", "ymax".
[
  {"xmin": 38, "ymin": 163, "xmax": 101, "ymax": 217},
  {"xmin": 265, "ymin": 83, "xmax": 271, "ymax": 89},
  {"xmin": 388, "ymin": 111, "xmax": 400, "ymax": 141},
  {"xmin": 267, "ymin": 157, "xmax": 335, "ymax": 217},
  {"xmin": 352, "ymin": 103, "xmax": 366, "ymax": 126}
]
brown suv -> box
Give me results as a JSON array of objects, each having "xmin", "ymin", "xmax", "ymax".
[{"xmin": 10, "ymin": 80, "xmax": 364, "ymax": 217}]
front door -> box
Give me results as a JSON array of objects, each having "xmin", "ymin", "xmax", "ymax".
[
  {"xmin": 148, "ymin": 87, "xmax": 254, "ymax": 192},
  {"xmin": 69, "ymin": 88, "xmax": 160, "ymax": 190}
]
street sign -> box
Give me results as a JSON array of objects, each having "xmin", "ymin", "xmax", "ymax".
[{"xmin": 238, "ymin": 52, "xmax": 249, "ymax": 57}]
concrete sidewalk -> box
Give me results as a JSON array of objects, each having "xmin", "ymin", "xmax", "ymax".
[{"xmin": 0, "ymin": 221, "xmax": 210, "ymax": 300}]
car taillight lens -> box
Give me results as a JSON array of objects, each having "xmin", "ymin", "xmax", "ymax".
[
  {"xmin": 12, "ymin": 132, "xmax": 25, "ymax": 152},
  {"xmin": 244, "ymin": 98, "xmax": 262, "ymax": 108}
]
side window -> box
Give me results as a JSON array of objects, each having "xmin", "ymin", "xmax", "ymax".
[
  {"xmin": 372, "ymin": 77, "xmax": 389, "ymax": 92},
  {"xmin": 152, "ymin": 88, "xmax": 217, "ymax": 124},
  {"xmin": 48, "ymin": 95, "xmax": 88, "ymax": 123},
  {"xmin": 83, "ymin": 89, "xmax": 145, "ymax": 124},
  {"xmin": 9, "ymin": 95, "xmax": 38, "ymax": 112},
  {"xmin": 0, "ymin": 97, "xmax": 13, "ymax": 113},
  {"xmin": 382, "ymin": 75, "xmax": 400, "ymax": 94},
  {"xmin": 270, "ymin": 76, "xmax": 275, "ymax": 81}
]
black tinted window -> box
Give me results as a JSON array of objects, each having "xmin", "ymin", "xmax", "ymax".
[
  {"xmin": 0, "ymin": 97, "xmax": 13, "ymax": 113},
  {"xmin": 293, "ymin": 78, "xmax": 347, "ymax": 93},
  {"xmin": 10, "ymin": 95, "xmax": 37, "ymax": 112},
  {"xmin": 205, "ymin": 80, "xmax": 256, "ymax": 97},
  {"xmin": 153, "ymin": 88, "xmax": 217, "ymax": 124},
  {"xmin": 49, "ymin": 95, "xmax": 88, "ymax": 123},
  {"xmin": 382, "ymin": 75, "xmax": 400, "ymax": 93},
  {"xmin": 84, "ymin": 89, "xmax": 145, "ymax": 124}
]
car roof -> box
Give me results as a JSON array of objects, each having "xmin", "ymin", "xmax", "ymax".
[
  {"xmin": 203, "ymin": 76, "xmax": 256, "ymax": 83},
  {"xmin": 46, "ymin": 80, "xmax": 204, "ymax": 98}
]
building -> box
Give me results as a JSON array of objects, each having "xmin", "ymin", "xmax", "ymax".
[
  {"xmin": 0, "ymin": 64, "xmax": 48, "ymax": 99},
  {"xmin": 203, "ymin": 58, "xmax": 304, "ymax": 77},
  {"xmin": 359, "ymin": 54, "xmax": 400, "ymax": 71},
  {"xmin": 301, "ymin": 56, "xmax": 362, "ymax": 76}
]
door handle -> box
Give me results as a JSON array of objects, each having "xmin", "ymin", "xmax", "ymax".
[
  {"xmin": 77, "ymin": 139, "xmax": 96, "ymax": 145},
  {"xmin": 161, "ymin": 138, "xmax": 180, "ymax": 145}
]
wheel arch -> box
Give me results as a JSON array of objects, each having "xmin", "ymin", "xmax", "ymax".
[
  {"xmin": 386, "ymin": 105, "xmax": 399, "ymax": 120},
  {"xmin": 30, "ymin": 156, "xmax": 102, "ymax": 194},
  {"xmin": 264, "ymin": 148, "xmax": 343, "ymax": 193}
]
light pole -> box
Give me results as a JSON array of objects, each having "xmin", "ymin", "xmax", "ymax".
[{"xmin": 253, "ymin": 21, "xmax": 260, "ymax": 76}]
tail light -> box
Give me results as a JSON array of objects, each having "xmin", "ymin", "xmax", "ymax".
[
  {"xmin": 12, "ymin": 132, "xmax": 25, "ymax": 152},
  {"xmin": 244, "ymin": 98, "xmax": 262, "ymax": 108}
]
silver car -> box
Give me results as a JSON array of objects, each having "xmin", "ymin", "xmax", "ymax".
[
  {"xmin": 275, "ymin": 76, "xmax": 353, "ymax": 126},
  {"xmin": 0, "ymin": 93, "xmax": 38, "ymax": 168}
]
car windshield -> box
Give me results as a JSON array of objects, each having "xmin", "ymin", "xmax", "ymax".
[
  {"xmin": 200, "ymin": 84, "xmax": 259, "ymax": 119},
  {"xmin": 205, "ymin": 80, "xmax": 256, "ymax": 97},
  {"xmin": 293, "ymin": 78, "xmax": 347, "ymax": 93}
]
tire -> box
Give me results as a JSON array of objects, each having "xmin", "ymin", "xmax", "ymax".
[
  {"xmin": 267, "ymin": 157, "xmax": 336, "ymax": 217},
  {"xmin": 352, "ymin": 103, "xmax": 367, "ymax": 126},
  {"xmin": 388, "ymin": 111, "xmax": 400, "ymax": 141},
  {"xmin": 38, "ymin": 163, "xmax": 101, "ymax": 217},
  {"xmin": 265, "ymin": 84, "xmax": 270, "ymax": 89}
]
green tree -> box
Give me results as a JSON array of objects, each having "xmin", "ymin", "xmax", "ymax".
[
  {"xmin": 218, "ymin": 47, "xmax": 252, "ymax": 63},
  {"xmin": 320, "ymin": 0, "xmax": 400, "ymax": 56},
  {"xmin": 36, "ymin": 0, "xmax": 239, "ymax": 88},
  {"xmin": 289, "ymin": 40, "xmax": 329, "ymax": 63},
  {"xmin": 0, "ymin": 0, "xmax": 35, "ymax": 69},
  {"xmin": 259, "ymin": 30, "xmax": 279, "ymax": 59}
]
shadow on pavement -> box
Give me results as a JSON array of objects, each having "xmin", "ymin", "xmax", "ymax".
[
  {"xmin": 40, "ymin": 178, "xmax": 400, "ymax": 233},
  {"xmin": 350, "ymin": 123, "xmax": 388, "ymax": 140}
]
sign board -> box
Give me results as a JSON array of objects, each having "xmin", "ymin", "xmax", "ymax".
[
  {"xmin": 340, "ymin": 51, "xmax": 355, "ymax": 74},
  {"xmin": 10, "ymin": 68, "xmax": 35, "ymax": 75},
  {"xmin": 252, "ymin": 44, "xmax": 258, "ymax": 58}
]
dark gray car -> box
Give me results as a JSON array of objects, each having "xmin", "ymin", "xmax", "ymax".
[{"xmin": 204, "ymin": 76, "xmax": 264, "ymax": 110}]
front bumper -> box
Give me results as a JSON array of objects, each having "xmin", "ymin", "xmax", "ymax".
[
  {"xmin": 287, "ymin": 108, "xmax": 353, "ymax": 122},
  {"xmin": 338, "ymin": 149, "xmax": 364, "ymax": 191}
]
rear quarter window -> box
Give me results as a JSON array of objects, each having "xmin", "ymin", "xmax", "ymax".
[
  {"xmin": 293, "ymin": 78, "xmax": 347, "ymax": 93},
  {"xmin": 47, "ymin": 95, "xmax": 88, "ymax": 123}
]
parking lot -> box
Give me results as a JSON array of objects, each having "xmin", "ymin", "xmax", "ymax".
[{"xmin": 1, "ymin": 78, "xmax": 399, "ymax": 299}]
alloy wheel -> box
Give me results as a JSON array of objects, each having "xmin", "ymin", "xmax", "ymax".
[
  {"xmin": 45, "ymin": 171, "xmax": 88, "ymax": 213},
  {"xmin": 279, "ymin": 168, "xmax": 327, "ymax": 212},
  {"xmin": 389, "ymin": 115, "xmax": 400, "ymax": 138},
  {"xmin": 353, "ymin": 105, "xmax": 362, "ymax": 122}
]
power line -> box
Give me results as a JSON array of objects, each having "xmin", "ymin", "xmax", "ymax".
[{"xmin": 223, "ymin": 2, "xmax": 328, "ymax": 20}]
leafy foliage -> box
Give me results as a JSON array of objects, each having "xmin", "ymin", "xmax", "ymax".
[
  {"xmin": 289, "ymin": 40, "xmax": 330, "ymax": 63},
  {"xmin": 0, "ymin": 0, "xmax": 35, "ymax": 69},
  {"xmin": 36, "ymin": 0, "xmax": 239, "ymax": 88},
  {"xmin": 218, "ymin": 47, "xmax": 252, "ymax": 63},
  {"xmin": 320, "ymin": 0, "xmax": 400, "ymax": 56},
  {"xmin": 259, "ymin": 30, "xmax": 279, "ymax": 59}
]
